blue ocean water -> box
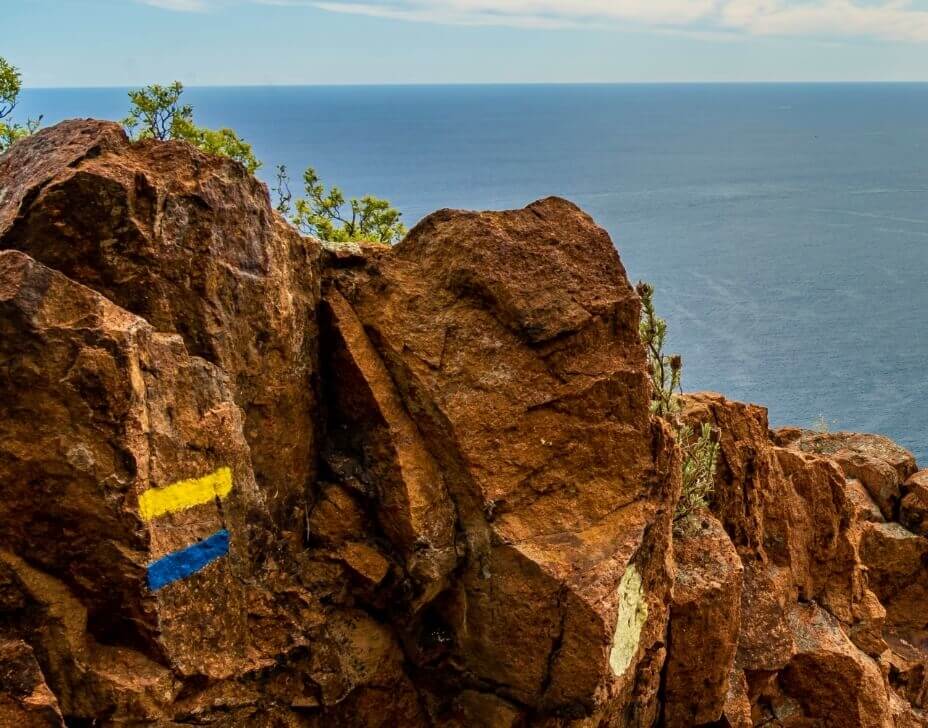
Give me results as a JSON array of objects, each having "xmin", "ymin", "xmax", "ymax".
[{"xmin": 17, "ymin": 84, "xmax": 928, "ymax": 462}]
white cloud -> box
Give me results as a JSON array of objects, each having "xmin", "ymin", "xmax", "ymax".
[
  {"xmin": 139, "ymin": 0, "xmax": 928, "ymax": 41},
  {"xmin": 312, "ymin": 0, "xmax": 928, "ymax": 40},
  {"xmin": 310, "ymin": 0, "xmax": 719, "ymax": 29},
  {"xmin": 138, "ymin": 0, "xmax": 211, "ymax": 10},
  {"xmin": 722, "ymin": 0, "xmax": 928, "ymax": 41}
]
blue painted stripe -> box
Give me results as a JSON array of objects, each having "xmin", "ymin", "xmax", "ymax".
[{"xmin": 147, "ymin": 529, "xmax": 230, "ymax": 591}]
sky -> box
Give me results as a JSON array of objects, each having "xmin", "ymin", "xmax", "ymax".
[{"xmin": 8, "ymin": 0, "xmax": 928, "ymax": 85}]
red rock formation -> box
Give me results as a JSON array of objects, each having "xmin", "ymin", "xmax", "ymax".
[
  {"xmin": 0, "ymin": 119, "xmax": 321, "ymax": 539},
  {"xmin": 662, "ymin": 394, "xmax": 928, "ymax": 725},
  {"xmin": 2, "ymin": 119, "xmax": 928, "ymax": 726},
  {"xmin": 323, "ymin": 198, "xmax": 680, "ymax": 724},
  {"xmin": 900, "ymin": 471, "xmax": 928, "ymax": 536}
]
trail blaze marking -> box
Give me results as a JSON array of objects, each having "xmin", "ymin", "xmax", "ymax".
[
  {"xmin": 138, "ymin": 467, "xmax": 233, "ymax": 521},
  {"xmin": 146, "ymin": 529, "xmax": 230, "ymax": 591}
]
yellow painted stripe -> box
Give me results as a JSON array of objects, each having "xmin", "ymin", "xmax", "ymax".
[{"xmin": 138, "ymin": 467, "xmax": 233, "ymax": 522}]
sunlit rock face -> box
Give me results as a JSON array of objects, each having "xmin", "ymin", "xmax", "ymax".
[
  {"xmin": 3, "ymin": 119, "xmax": 928, "ymax": 726},
  {"xmin": 323, "ymin": 196, "xmax": 679, "ymax": 724}
]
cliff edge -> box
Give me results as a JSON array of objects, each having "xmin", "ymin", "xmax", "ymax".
[{"xmin": 1, "ymin": 120, "xmax": 926, "ymax": 727}]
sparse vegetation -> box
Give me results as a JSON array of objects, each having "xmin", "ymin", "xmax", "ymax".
[
  {"xmin": 636, "ymin": 281, "xmax": 719, "ymax": 526},
  {"xmin": 274, "ymin": 164, "xmax": 293, "ymax": 216},
  {"xmin": 122, "ymin": 84, "xmax": 403, "ymax": 243},
  {"xmin": 276, "ymin": 165, "xmax": 406, "ymax": 244},
  {"xmin": 122, "ymin": 81, "xmax": 260, "ymax": 173},
  {"xmin": 0, "ymin": 56, "xmax": 41, "ymax": 152},
  {"xmin": 2, "ymin": 64, "xmax": 404, "ymax": 244},
  {"xmin": 637, "ymin": 281, "xmax": 683, "ymax": 418},
  {"xmin": 676, "ymin": 422, "xmax": 720, "ymax": 519}
]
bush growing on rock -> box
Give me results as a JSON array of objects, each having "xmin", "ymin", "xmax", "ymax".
[
  {"xmin": 276, "ymin": 164, "xmax": 406, "ymax": 244},
  {"xmin": 121, "ymin": 82, "xmax": 405, "ymax": 243},
  {"xmin": 123, "ymin": 81, "xmax": 261, "ymax": 173},
  {"xmin": 0, "ymin": 56, "xmax": 41, "ymax": 152},
  {"xmin": 636, "ymin": 281, "xmax": 719, "ymax": 524},
  {"xmin": 637, "ymin": 281, "xmax": 682, "ymax": 418},
  {"xmin": 676, "ymin": 421, "xmax": 720, "ymax": 518}
]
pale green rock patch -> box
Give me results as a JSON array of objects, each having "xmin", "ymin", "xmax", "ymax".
[{"xmin": 609, "ymin": 563, "xmax": 648, "ymax": 677}]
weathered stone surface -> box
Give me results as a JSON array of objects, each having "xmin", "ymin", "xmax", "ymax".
[
  {"xmin": 782, "ymin": 429, "xmax": 918, "ymax": 520},
  {"xmin": 0, "ymin": 250, "xmax": 260, "ymax": 680},
  {"xmin": 776, "ymin": 603, "xmax": 894, "ymax": 727},
  {"xmin": 721, "ymin": 666, "xmax": 754, "ymax": 728},
  {"xmin": 683, "ymin": 394, "xmax": 867, "ymax": 636},
  {"xmin": 0, "ymin": 639, "xmax": 64, "ymax": 727},
  {"xmin": 901, "ymin": 470, "xmax": 928, "ymax": 536},
  {"xmin": 849, "ymin": 477, "xmax": 889, "ymax": 524},
  {"xmin": 0, "ymin": 120, "xmax": 321, "ymax": 536},
  {"xmin": 664, "ymin": 511, "xmax": 743, "ymax": 727},
  {"xmin": 883, "ymin": 636, "xmax": 928, "ymax": 712},
  {"xmin": 325, "ymin": 197, "xmax": 679, "ymax": 722},
  {"xmin": 680, "ymin": 393, "xmax": 924, "ymax": 724},
  {"xmin": 5, "ymin": 119, "xmax": 928, "ymax": 725},
  {"xmin": 0, "ymin": 248, "xmax": 416, "ymax": 725},
  {"xmin": 860, "ymin": 521, "xmax": 928, "ymax": 638},
  {"xmin": 322, "ymin": 288, "xmax": 456, "ymax": 604}
]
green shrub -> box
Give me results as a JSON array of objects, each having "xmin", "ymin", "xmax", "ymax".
[
  {"xmin": 636, "ymin": 281, "xmax": 719, "ymax": 525},
  {"xmin": 676, "ymin": 422, "xmax": 719, "ymax": 521},
  {"xmin": 123, "ymin": 82, "xmax": 260, "ymax": 174},
  {"xmin": 637, "ymin": 281, "xmax": 682, "ymax": 418},
  {"xmin": 0, "ymin": 56, "xmax": 41, "ymax": 153},
  {"xmin": 275, "ymin": 164, "xmax": 406, "ymax": 245}
]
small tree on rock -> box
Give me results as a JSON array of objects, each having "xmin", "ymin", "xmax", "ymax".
[
  {"xmin": 636, "ymin": 281, "xmax": 719, "ymax": 527},
  {"xmin": 122, "ymin": 81, "xmax": 260, "ymax": 173},
  {"xmin": 0, "ymin": 56, "xmax": 42, "ymax": 152},
  {"xmin": 276, "ymin": 165, "xmax": 406, "ymax": 245}
]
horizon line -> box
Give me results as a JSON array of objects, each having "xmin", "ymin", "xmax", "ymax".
[{"xmin": 23, "ymin": 80, "xmax": 928, "ymax": 90}]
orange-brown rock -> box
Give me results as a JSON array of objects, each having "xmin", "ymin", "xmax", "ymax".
[
  {"xmin": 0, "ymin": 251, "xmax": 261, "ymax": 682},
  {"xmin": 683, "ymin": 395, "xmax": 868, "ymax": 639},
  {"xmin": 676, "ymin": 394, "xmax": 928, "ymax": 725},
  {"xmin": 781, "ymin": 429, "xmax": 918, "ymax": 520},
  {"xmin": 5, "ymin": 119, "xmax": 928, "ymax": 725},
  {"xmin": 901, "ymin": 470, "xmax": 928, "ymax": 536},
  {"xmin": 0, "ymin": 639, "xmax": 64, "ymax": 727},
  {"xmin": 663, "ymin": 510, "xmax": 743, "ymax": 726},
  {"xmin": 775, "ymin": 603, "xmax": 893, "ymax": 727},
  {"xmin": 0, "ymin": 119, "xmax": 321, "ymax": 537},
  {"xmin": 324, "ymin": 198, "xmax": 680, "ymax": 723}
]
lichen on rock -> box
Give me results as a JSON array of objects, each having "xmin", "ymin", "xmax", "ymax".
[{"xmin": 609, "ymin": 563, "xmax": 648, "ymax": 678}]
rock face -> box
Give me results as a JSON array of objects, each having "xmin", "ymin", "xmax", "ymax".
[
  {"xmin": 667, "ymin": 395, "xmax": 928, "ymax": 726},
  {"xmin": 0, "ymin": 119, "xmax": 320, "ymax": 539},
  {"xmin": 323, "ymin": 199, "xmax": 680, "ymax": 724},
  {"xmin": 1, "ymin": 119, "xmax": 927, "ymax": 726}
]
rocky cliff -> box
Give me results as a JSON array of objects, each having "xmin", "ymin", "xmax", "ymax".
[{"xmin": 0, "ymin": 120, "xmax": 926, "ymax": 727}]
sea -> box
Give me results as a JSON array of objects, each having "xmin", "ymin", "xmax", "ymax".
[{"xmin": 16, "ymin": 84, "xmax": 928, "ymax": 462}]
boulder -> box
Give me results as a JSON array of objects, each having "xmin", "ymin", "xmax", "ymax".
[
  {"xmin": 683, "ymin": 394, "xmax": 866, "ymax": 631},
  {"xmin": 0, "ymin": 250, "xmax": 260, "ymax": 681},
  {"xmin": 0, "ymin": 120, "xmax": 321, "ymax": 537},
  {"xmin": 324, "ymin": 198, "xmax": 680, "ymax": 722},
  {"xmin": 860, "ymin": 521, "xmax": 928, "ymax": 637},
  {"xmin": 777, "ymin": 603, "xmax": 894, "ymax": 727},
  {"xmin": 682, "ymin": 393, "xmax": 908, "ymax": 721},
  {"xmin": 781, "ymin": 430, "xmax": 917, "ymax": 520}
]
